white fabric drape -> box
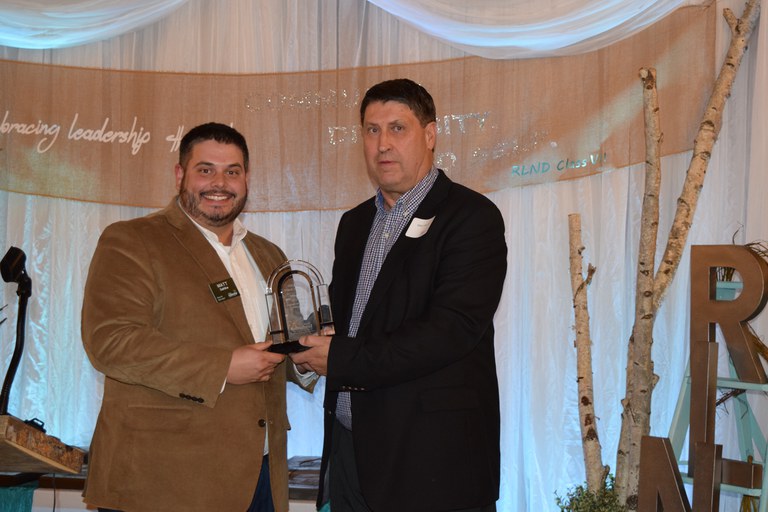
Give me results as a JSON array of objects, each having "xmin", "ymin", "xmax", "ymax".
[
  {"xmin": 0, "ymin": 1, "xmax": 766, "ymax": 511},
  {"xmin": 0, "ymin": 0, "xmax": 707, "ymax": 58},
  {"xmin": 368, "ymin": 0, "xmax": 709, "ymax": 58},
  {"xmin": 0, "ymin": 0, "xmax": 189, "ymax": 49}
]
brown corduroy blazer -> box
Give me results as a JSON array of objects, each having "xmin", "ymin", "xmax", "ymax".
[{"xmin": 81, "ymin": 199, "xmax": 309, "ymax": 512}]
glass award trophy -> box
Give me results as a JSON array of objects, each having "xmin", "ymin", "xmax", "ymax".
[{"xmin": 265, "ymin": 260, "xmax": 333, "ymax": 354}]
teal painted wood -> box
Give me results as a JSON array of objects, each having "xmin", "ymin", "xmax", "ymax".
[{"xmin": 667, "ymin": 359, "xmax": 768, "ymax": 510}]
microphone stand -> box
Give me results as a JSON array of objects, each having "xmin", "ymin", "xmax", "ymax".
[
  {"xmin": 1, "ymin": 250, "xmax": 32, "ymax": 416},
  {"xmin": 0, "ymin": 247, "xmax": 85, "ymax": 476}
]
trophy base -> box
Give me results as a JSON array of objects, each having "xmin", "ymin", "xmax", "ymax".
[{"xmin": 267, "ymin": 341, "xmax": 309, "ymax": 354}]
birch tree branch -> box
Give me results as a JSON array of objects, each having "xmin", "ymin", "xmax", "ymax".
[
  {"xmin": 615, "ymin": 66, "xmax": 664, "ymax": 509},
  {"xmin": 568, "ymin": 213, "xmax": 608, "ymax": 492},
  {"xmin": 653, "ymin": 0, "xmax": 762, "ymax": 310},
  {"xmin": 617, "ymin": 2, "xmax": 761, "ymax": 508}
]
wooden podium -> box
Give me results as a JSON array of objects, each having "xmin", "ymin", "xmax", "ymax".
[{"xmin": 0, "ymin": 414, "xmax": 85, "ymax": 474}]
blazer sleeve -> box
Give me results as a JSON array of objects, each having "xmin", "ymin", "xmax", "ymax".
[
  {"xmin": 81, "ymin": 220, "xmax": 233, "ymax": 407},
  {"xmin": 326, "ymin": 192, "xmax": 507, "ymax": 391}
]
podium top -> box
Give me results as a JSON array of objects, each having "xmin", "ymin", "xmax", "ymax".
[{"xmin": 0, "ymin": 414, "xmax": 85, "ymax": 474}]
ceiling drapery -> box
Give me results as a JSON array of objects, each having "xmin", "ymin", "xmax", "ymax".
[
  {"xmin": 0, "ymin": 0, "xmax": 188, "ymax": 49},
  {"xmin": 0, "ymin": 0, "xmax": 708, "ymax": 57},
  {"xmin": 368, "ymin": 0, "xmax": 709, "ymax": 57}
]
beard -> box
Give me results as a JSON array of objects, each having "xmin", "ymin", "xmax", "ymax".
[{"xmin": 178, "ymin": 180, "xmax": 247, "ymax": 228}]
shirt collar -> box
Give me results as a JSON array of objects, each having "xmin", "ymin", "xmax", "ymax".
[{"xmin": 375, "ymin": 166, "xmax": 439, "ymax": 214}]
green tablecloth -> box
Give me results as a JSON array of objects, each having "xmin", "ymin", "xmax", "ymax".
[{"xmin": 0, "ymin": 482, "xmax": 36, "ymax": 512}]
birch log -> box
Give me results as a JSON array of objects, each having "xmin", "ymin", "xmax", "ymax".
[
  {"xmin": 568, "ymin": 213, "xmax": 607, "ymax": 492},
  {"xmin": 616, "ymin": 1, "xmax": 761, "ymax": 508},
  {"xmin": 652, "ymin": 0, "xmax": 762, "ymax": 310},
  {"xmin": 615, "ymin": 67, "xmax": 663, "ymax": 508}
]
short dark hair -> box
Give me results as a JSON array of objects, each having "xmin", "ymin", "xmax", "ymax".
[
  {"xmin": 359, "ymin": 78, "xmax": 436, "ymax": 127},
  {"xmin": 178, "ymin": 122, "xmax": 249, "ymax": 170}
]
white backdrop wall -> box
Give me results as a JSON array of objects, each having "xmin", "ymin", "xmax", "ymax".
[{"xmin": 0, "ymin": 1, "xmax": 766, "ymax": 510}]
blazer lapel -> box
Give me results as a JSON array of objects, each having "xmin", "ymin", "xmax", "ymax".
[
  {"xmin": 333, "ymin": 200, "xmax": 377, "ymax": 332},
  {"xmin": 355, "ymin": 171, "xmax": 453, "ymax": 334},
  {"xmin": 242, "ymin": 236, "xmax": 281, "ymax": 287},
  {"xmin": 163, "ymin": 199, "xmax": 257, "ymax": 344}
]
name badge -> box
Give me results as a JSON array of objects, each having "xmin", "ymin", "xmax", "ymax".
[
  {"xmin": 209, "ymin": 278, "xmax": 240, "ymax": 303},
  {"xmin": 405, "ymin": 216, "xmax": 435, "ymax": 238}
]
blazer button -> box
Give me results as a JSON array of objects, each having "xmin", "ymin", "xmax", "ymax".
[{"xmin": 258, "ymin": 419, "xmax": 267, "ymax": 428}]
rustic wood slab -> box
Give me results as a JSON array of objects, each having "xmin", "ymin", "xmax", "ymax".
[{"xmin": 0, "ymin": 414, "xmax": 85, "ymax": 474}]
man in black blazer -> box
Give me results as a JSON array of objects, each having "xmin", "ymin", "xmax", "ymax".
[{"xmin": 292, "ymin": 78, "xmax": 507, "ymax": 512}]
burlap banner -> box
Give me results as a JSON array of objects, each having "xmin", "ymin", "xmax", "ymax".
[{"xmin": 0, "ymin": 6, "xmax": 714, "ymax": 212}]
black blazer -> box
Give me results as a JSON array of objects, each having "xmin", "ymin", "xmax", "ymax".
[{"xmin": 320, "ymin": 170, "xmax": 508, "ymax": 511}]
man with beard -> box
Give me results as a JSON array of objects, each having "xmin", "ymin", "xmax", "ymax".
[{"xmin": 81, "ymin": 122, "xmax": 314, "ymax": 512}]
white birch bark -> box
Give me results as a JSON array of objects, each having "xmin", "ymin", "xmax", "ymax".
[
  {"xmin": 616, "ymin": 2, "xmax": 761, "ymax": 508},
  {"xmin": 615, "ymin": 67, "xmax": 663, "ymax": 509},
  {"xmin": 568, "ymin": 213, "xmax": 608, "ymax": 492},
  {"xmin": 653, "ymin": 0, "xmax": 762, "ymax": 310}
]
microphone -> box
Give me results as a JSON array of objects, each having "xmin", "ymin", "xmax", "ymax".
[{"xmin": 1, "ymin": 246, "xmax": 28, "ymax": 284}]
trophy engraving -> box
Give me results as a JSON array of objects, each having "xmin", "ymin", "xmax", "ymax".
[{"xmin": 265, "ymin": 260, "xmax": 333, "ymax": 354}]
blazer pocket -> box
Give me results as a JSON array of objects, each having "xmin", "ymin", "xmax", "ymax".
[
  {"xmin": 124, "ymin": 405, "xmax": 193, "ymax": 432},
  {"xmin": 420, "ymin": 387, "xmax": 479, "ymax": 412}
]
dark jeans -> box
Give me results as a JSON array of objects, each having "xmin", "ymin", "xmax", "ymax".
[{"xmin": 247, "ymin": 455, "xmax": 275, "ymax": 512}]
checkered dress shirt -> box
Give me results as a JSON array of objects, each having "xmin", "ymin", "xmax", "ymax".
[{"xmin": 335, "ymin": 167, "xmax": 439, "ymax": 429}]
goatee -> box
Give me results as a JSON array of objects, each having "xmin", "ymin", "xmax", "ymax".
[{"xmin": 179, "ymin": 188, "xmax": 247, "ymax": 227}]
